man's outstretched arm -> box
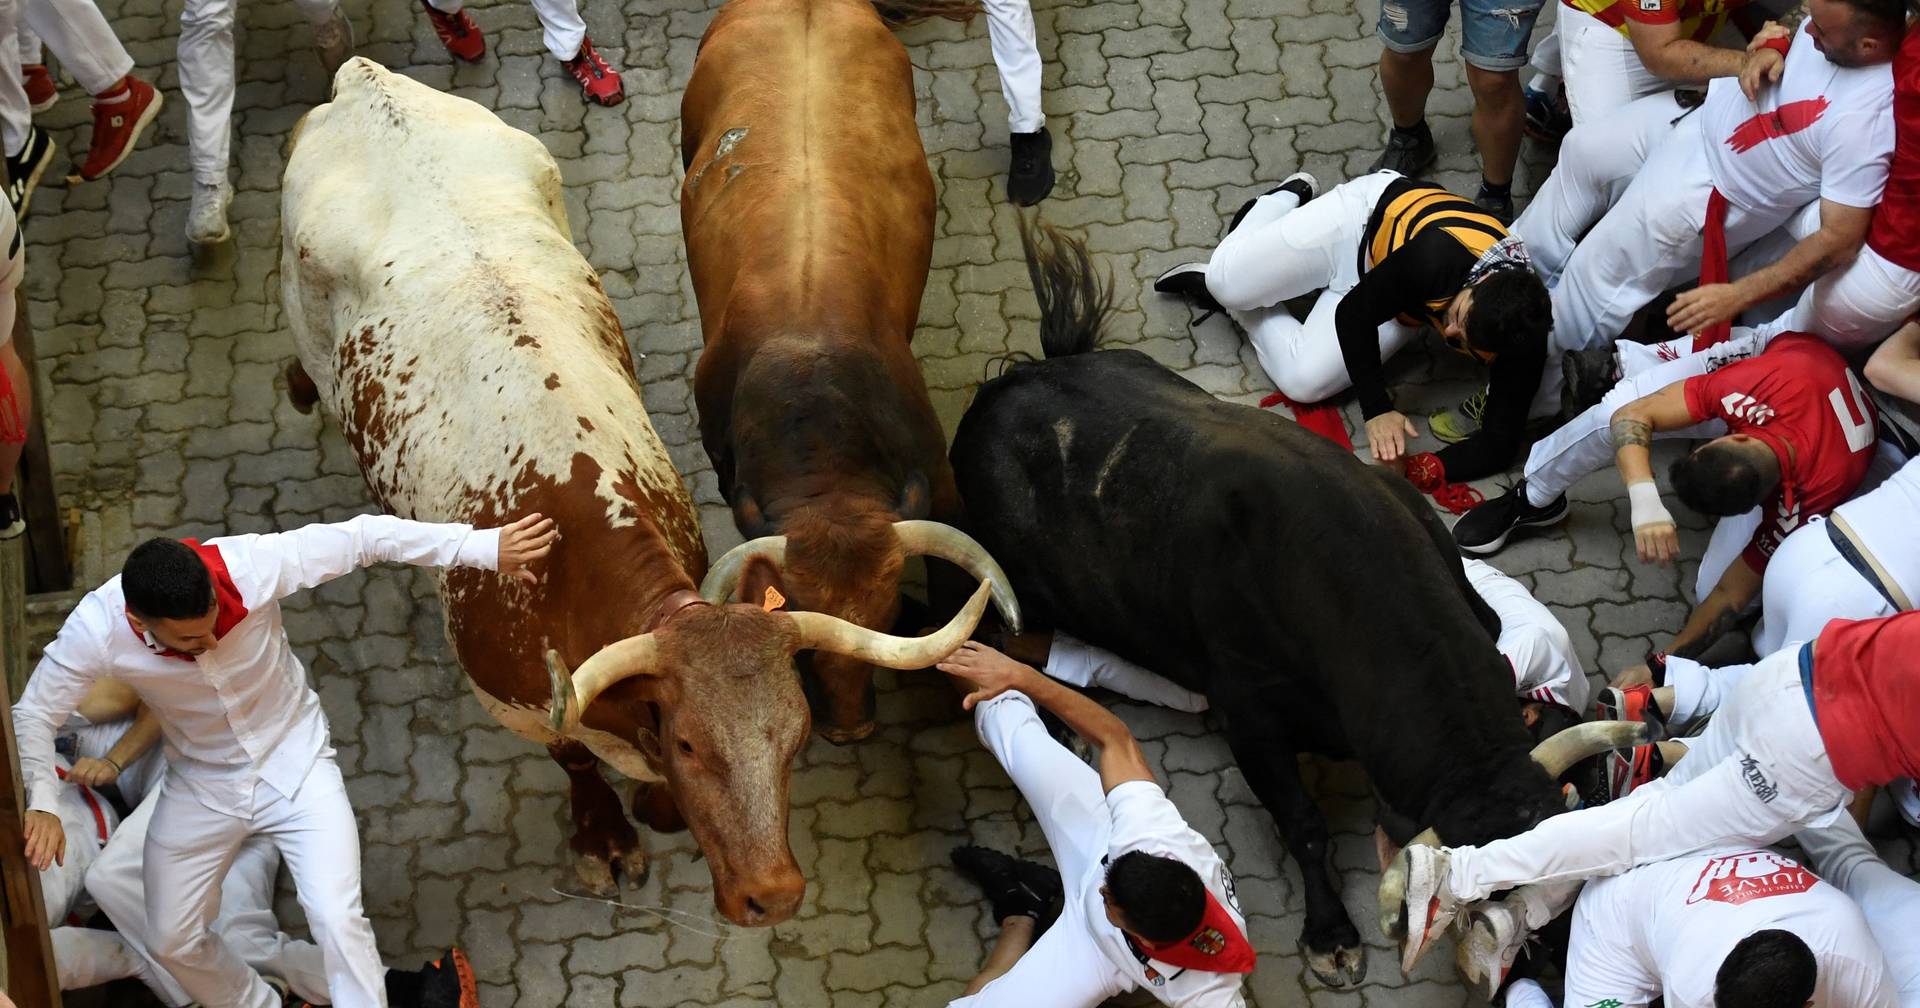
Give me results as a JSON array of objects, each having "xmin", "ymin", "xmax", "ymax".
[
  {"xmin": 246, "ymin": 511, "xmax": 558, "ymax": 602},
  {"xmin": 939, "ymin": 641, "xmax": 1156, "ymax": 792},
  {"xmin": 1609, "ymin": 380, "xmax": 1698, "ymax": 565}
]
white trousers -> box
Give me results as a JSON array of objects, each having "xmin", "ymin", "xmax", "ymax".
[
  {"xmin": 1527, "ymin": 21, "xmax": 1560, "ymax": 90},
  {"xmin": 980, "ymin": 0, "xmax": 1042, "ymax": 133},
  {"xmin": 1749, "ymin": 244, "xmax": 1920, "ymax": 355},
  {"xmin": 1446, "ymin": 646, "xmax": 1851, "ymax": 902},
  {"xmin": 1046, "ymin": 632, "xmax": 1210, "ymax": 713},
  {"xmin": 422, "ymin": 0, "xmax": 584, "ymax": 60},
  {"xmin": 951, "ymin": 692, "xmax": 1125, "ymax": 1007},
  {"xmin": 1208, "ymin": 170, "xmax": 1420, "ymax": 404},
  {"xmin": 1463, "ymin": 558, "xmax": 1589, "ymax": 711},
  {"xmin": 1557, "ymin": 7, "xmax": 1664, "ymax": 125},
  {"xmin": 0, "ymin": 0, "xmax": 30, "ymax": 157},
  {"xmin": 1549, "ymin": 112, "xmax": 1791, "ymax": 352},
  {"xmin": 180, "ymin": 0, "xmax": 337, "ymax": 184},
  {"xmin": 1798, "ymin": 818, "xmax": 1920, "ymax": 1008},
  {"xmin": 87, "ymin": 789, "xmax": 333, "ymax": 1007},
  {"xmin": 141, "ymin": 757, "xmax": 382, "ymax": 1008},
  {"xmin": 1513, "ymin": 90, "xmax": 1687, "ymax": 287},
  {"xmin": 53, "ymin": 926, "xmax": 149, "ymax": 993},
  {"xmin": 21, "ymin": 0, "xmax": 131, "ymax": 92}
]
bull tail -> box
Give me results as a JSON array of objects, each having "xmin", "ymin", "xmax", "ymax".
[
  {"xmin": 1019, "ymin": 214, "xmax": 1115, "ymax": 360},
  {"xmin": 871, "ymin": 0, "xmax": 979, "ymax": 26}
]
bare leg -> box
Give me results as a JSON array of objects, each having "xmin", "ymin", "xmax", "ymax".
[
  {"xmin": 1466, "ymin": 65, "xmax": 1523, "ymax": 187},
  {"xmin": 962, "ymin": 916, "xmax": 1036, "ymax": 996},
  {"xmin": 1379, "ymin": 47, "xmax": 1435, "ymax": 128}
]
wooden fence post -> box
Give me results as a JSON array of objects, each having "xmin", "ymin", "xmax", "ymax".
[{"xmin": 0, "ymin": 533, "xmax": 59, "ymax": 1006}]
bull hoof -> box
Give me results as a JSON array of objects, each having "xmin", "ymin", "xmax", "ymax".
[
  {"xmin": 817, "ymin": 719, "xmax": 877, "ymax": 745},
  {"xmin": 1302, "ymin": 941, "xmax": 1368, "ymax": 988},
  {"xmin": 572, "ymin": 846, "xmax": 649, "ymax": 896}
]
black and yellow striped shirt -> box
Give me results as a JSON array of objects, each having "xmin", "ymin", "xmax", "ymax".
[{"xmin": 1338, "ymin": 177, "xmax": 1545, "ymax": 480}]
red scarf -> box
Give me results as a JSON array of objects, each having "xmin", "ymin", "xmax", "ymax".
[
  {"xmin": 124, "ymin": 540, "xmax": 250, "ymax": 660},
  {"xmin": 1131, "ymin": 890, "xmax": 1257, "ymax": 975},
  {"xmin": 1693, "ymin": 188, "xmax": 1734, "ymax": 353},
  {"xmin": 1259, "ymin": 391, "xmax": 1353, "ymax": 451}
]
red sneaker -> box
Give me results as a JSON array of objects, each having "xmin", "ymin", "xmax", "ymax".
[
  {"xmin": 73, "ymin": 76, "xmax": 162, "ymax": 182},
  {"xmin": 563, "ymin": 37, "xmax": 624, "ymax": 106},
  {"xmin": 1604, "ymin": 743, "xmax": 1664, "ymax": 802},
  {"xmin": 22, "ymin": 64, "xmax": 56, "ymax": 113},
  {"xmin": 1595, "ymin": 683, "xmax": 1667, "ymax": 740},
  {"xmin": 421, "ymin": 0, "xmax": 485, "ymax": 62}
]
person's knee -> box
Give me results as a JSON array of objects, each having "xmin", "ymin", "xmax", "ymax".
[
  {"xmin": 1273, "ymin": 368, "xmax": 1345, "ymax": 406},
  {"xmin": 1464, "ymin": 65, "xmax": 1522, "ymax": 101},
  {"xmin": 150, "ymin": 921, "xmax": 212, "ymax": 965},
  {"xmin": 1204, "ymin": 261, "xmax": 1271, "ymax": 313}
]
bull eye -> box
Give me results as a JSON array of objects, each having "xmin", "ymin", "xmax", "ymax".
[{"xmin": 676, "ymin": 738, "xmax": 695, "ymax": 757}]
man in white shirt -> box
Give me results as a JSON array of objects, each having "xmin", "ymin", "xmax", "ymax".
[
  {"xmin": 1797, "ymin": 819, "xmax": 1920, "ymax": 1007},
  {"xmin": 1494, "ymin": 847, "xmax": 1898, "ymax": 1008},
  {"xmin": 15, "ymin": 512, "xmax": 556, "ymax": 1008},
  {"xmin": 936, "ymin": 642, "xmax": 1252, "ymax": 1008},
  {"xmin": 1526, "ymin": 3, "xmax": 1899, "ymax": 360}
]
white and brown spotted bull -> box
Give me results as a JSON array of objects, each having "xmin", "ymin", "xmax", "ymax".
[
  {"xmin": 679, "ymin": 0, "xmax": 1017, "ymax": 745},
  {"xmin": 279, "ymin": 59, "xmax": 999, "ymax": 927}
]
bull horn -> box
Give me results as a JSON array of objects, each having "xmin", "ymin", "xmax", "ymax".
[
  {"xmin": 786, "ymin": 581, "xmax": 992, "ymax": 670},
  {"xmin": 1530, "ymin": 720, "xmax": 1650, "ymax": 778},
  {"xmin": 1377, "ymin": 827, "xmax": 1441, "ymax": 940},
  {"xmin": 545, "ymin": 635, "xmax": 662, "ymax": 733},
  {"xmin": 892, "ymin": 520, "xmax": 1024, "ymax": 633},
  {"xmin": 699, "ymin": 535, "xmax": 787, "ymax": 603}
]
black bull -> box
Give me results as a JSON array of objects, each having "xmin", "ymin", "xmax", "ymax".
[{"xmin": 949, "ymin": 224, "xmax": 1621, "ymax": 987}]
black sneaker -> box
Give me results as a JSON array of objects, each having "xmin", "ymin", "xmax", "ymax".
[
  {"xmin": 1152, "ymin": 262, "xmax": 1223, "ymax": 315},
  {"xmin": 951, "ymin": 845, "xmax": 1061, "ymax": 930},
  {"xmin": 1368, "ymin": 122, "xmax": 1436, "ymax": 177},
  {"xmin": 1008, "ymin": 128, "xmax": 1055, "ymax": 206},
  {"xmin": 1475, "ymin": 186, "xmax": 1514, "ymax": 225},
  {"xmin": 1226, "ymin": 170, "xmax": 1318, "ymax": 236},
  {"xmin": 1522, "ymin": 87, "xmax": 1572, "ymax": 145},
  {"xmin": 416, "ymin": 947, "xmax": 478, "ymax": 1008},
  {"xmin": 4, "ymin": 125, "xmax": 56, "ymax": 216},
  {"xmin": 0, "ymin": 490, "xmax": 22, "ymax": 540},
  {"xmin": 1452, "ymin": 480, "xmax": 1568, "ymax": 555},
  {"xmin": 1561, "ymin": 348, "xmax": 1618, "ymax": 416}
]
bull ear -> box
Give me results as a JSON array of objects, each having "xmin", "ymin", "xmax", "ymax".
[{"xmin": 741, "ymin": 554, "xmax": 787, "ymax": 612}]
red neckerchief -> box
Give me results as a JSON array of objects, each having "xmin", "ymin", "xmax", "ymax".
[
  {"xmin": 1129, "ymin": 890, "xmax": 1257, "ymax": 975},
  {"xmin": 123, "ymin": 540, "xmax": 250, "ymax": 661}
]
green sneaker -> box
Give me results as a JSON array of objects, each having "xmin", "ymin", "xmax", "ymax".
[{"xmin": 1430, "ymin": 386, "xmax": 1490, "ymax": 444}]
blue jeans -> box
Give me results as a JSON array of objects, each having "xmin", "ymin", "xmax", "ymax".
[{"xmin": 1377, "ymin": 0, "xmax": 1547, "ymax": 71}]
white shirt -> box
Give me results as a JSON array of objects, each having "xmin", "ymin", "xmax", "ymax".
[
  {"xmin": 1700, "ymin": 21, "xmax": 1894, "ymax": 213},
  {"xmin": 1462, "ymin": 559, "xmax": 1590, "ymax": 712},
  {"xmin": 14, "ymin": 515, "xmax": 498, "ymax": 819},
  {"xmin": 1568, "ymin": 848, "xmax": 1898, "ymax": 1008},
  {"xmin": 1087, "ymin": 782, "xmax": 1249, "ymax": 1008}
]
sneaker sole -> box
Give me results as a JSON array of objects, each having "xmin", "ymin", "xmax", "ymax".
[
  {"xmin": 1457, "ymin": 502, "xmax": 1567, "ymax": 556},
  {"xmin": 1152, "ymin": 262, "xmax": 1207, "ymax": 292},
  {"xmin": 72, "ymin": 89, "xmax": 162, "ymax": 183}
]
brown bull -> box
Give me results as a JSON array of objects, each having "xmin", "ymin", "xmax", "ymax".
[
  {"xmin": 281, "ymin": 59, "xmax": 995, "ymax": 927},
  {"xmin": 680, "ymin": 0, "xmax": 1019, "ymax": 743}
]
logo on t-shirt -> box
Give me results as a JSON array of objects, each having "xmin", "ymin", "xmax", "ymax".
[
  {"xmin": 1724, "ymin": 98, "xmax": 1830, "ymax": 154},
  {"xmin": 1685, "ymin": 850, "xmax": 1819, "ymax": 906},
  {"xmin": 1719, "ymin": 392, "xmax": 1777, "ymax": 425}
]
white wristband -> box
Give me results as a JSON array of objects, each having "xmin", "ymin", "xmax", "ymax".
[{"xmin": 1627, "ymin": 480, "xmax": 1673, "ymax": 530}]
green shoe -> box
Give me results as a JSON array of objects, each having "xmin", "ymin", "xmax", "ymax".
[{"xmin": 1430, "ymin": 386, "xmax": 1490, "ymax": 444}]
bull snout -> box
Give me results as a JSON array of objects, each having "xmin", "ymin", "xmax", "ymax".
[{"xmin": 717, "ymin": 865, "xmax": 806, "ymax": 926}]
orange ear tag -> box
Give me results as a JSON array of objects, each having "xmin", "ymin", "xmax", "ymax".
[{"xmin": 761, "ymin": 586, "xmax": 786, "ymax": 611}]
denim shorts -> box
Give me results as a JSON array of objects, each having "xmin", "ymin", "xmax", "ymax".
[{"xmin": 1377, "ymin": 0, "xmax": 1548, "ymax": 71}]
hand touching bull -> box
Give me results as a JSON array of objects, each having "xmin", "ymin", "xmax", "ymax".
[{"xmin": 496, "ymin": 513, "xmax": 560, "ymax": 583}]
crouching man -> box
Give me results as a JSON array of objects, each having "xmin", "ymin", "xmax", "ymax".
[{"xmin": 938, "ymin": 642, "xmax": 1253, "ymax": 1007}]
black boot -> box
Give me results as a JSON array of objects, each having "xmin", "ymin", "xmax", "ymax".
[{"xmin": 1008, "ymin": 128, "xmax": 1056, "ymax": 206}]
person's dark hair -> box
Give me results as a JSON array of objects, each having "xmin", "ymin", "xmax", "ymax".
[
  {"xmin": 1670, "ymin": 439, "xmax": 1773, "ymax": 516},
  {"xmin": 1838, "ymin": 0, "xmax": 1906, "ymax": 39},
  {"xmin": 1715, "ymin": 929, "xmax": 1817, "ymax": 1008},
  {"xmin": 1104, "ymin": 850, "xmax": 1206, "ymax": 944},
  {"xmin": 121, "ymin": 538, "xmax": 213, "ymax": 621},
  {"xmin": 1465, "ymin": 268, "xmax": 1552, "ymax": 356}
]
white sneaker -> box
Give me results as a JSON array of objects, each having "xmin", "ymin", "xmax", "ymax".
[
  {"xmin": 313, "ymin": 11, "xmax": 355, "ymax": 74},
  {"xmin": 1398, "ymin": 843, "xmax": 1459, "ymax": 973},
  {"xmin": 187, "ymin": 180, "xmax": 232, "ymax": 246},
  {"xmin": 1457, "ymin": 899, "xmax": 1528, "ymax": 1001}
]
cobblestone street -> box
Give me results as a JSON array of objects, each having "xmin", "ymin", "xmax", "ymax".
[{"xmin": 15, "ymin": 0, "xmax": 1919, "ymax": 1001}]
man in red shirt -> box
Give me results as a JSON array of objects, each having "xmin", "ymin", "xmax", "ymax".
[
  {"xmin": 1390, "ymin": 609, "xmax": 1920, "ymax": 974},
  {"xmin": 1455, "ymin": 333, "xmax": 1879, "ymax": 663}
]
